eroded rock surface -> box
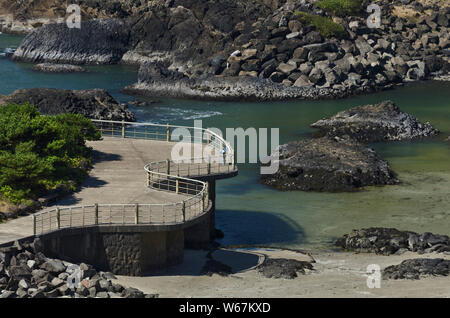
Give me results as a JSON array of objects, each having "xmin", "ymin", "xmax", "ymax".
[
  {"xmin": 311, "ymin": 100, "xmax": 440, "ymax": 142},
  {"xmin": 260, "ymin": 137, "xmax": 399, "ymax": 192},
  {"xmin": 0, "ymin": 239, "xmax": 157, "ymax": 298},
  {"xmin": 257, "ymin": 258, "xmax": 314, "ymax": 279},
  {"xmin": 383, "ymin": 258, "xmax": 450, "ymax": 280},
  {"xmin": 335, "ymin": 228, "xmax": 450, "ymax": 255},
  {"xmin": 0, "ymin": 88, "xmax": 135, "ymax": 121}
]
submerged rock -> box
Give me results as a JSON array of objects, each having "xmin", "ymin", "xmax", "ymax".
[
  {"xmin": 257, "ymin": 258, "xmax": 313, "ymax": 279},
  {"xmin": 335, "ymin": 228, "xmax": 450, "ymax": 255},
  {"xmin": 260, "ymin": 137, "xmax": 399, "ymax": 192},
  {"xmin": 383, "ymin": 259, "xmax": 450, "ymax": 280},
  {"xmin": 32, "ymin": 63, "xmax": 86, "ymax": 73},
  {"xmin": 0, "ymin": 88, "xmax": 135, "ymax": 121},
  {"xmin": 311, "ymin": 100, "xmax": 440, "ymax": 142},
  {"xmin": 12, "ymin": 19, "xmax": 129, "ymax": 65}
]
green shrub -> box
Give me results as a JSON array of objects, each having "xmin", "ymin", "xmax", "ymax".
[
  {"xmin": 0, "ymin": 103, "xmax": 101, "ymax": 204},
  {"xmin": 294, "ymin": 11, "xmax": 347, "ymax": 39},
  {"xmin": 316, "ymin": 0, "xmax": 363, "ymax": 16}
]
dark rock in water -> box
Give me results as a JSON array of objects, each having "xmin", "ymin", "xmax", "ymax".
[
  {"xmin": 12, "ymin": 19, "xmax": 129, "ymax": 64},
  {"xmin": 122, "ymin": 61, "xmax": 348, "ymax": 101},
  {"xmin": 260, "ymin": 137, "xmax": 399, "ymax": 192},
  {"xmin": 32, "ymin": 63, "xmax": 86, "ymax": 73},
  {"xmin": 335, "ymin": 228, "xmax": 450, "ymax": 255},
  {"xmin": 257, "ymin": 258, "xmax": 313, "ymax": 279},
  {"xmin": 0, "ymin": 88, "xmax": 135, "ymax": 121},
  {"xmin": 383, "ymin": 259, "xmax": 450, "ymax": 280},
  {"xmin": 311, "ymin": 101, "xmax": 440, "ymax": 142}
]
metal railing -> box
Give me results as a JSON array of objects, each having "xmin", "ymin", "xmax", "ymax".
[{"xmin": 32, "ymin": 120, "xmax": 236, "ymax": 235}]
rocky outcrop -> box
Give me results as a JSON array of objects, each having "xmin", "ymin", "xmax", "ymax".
[
  {"xmin": 335, "ymin": 228, "xmax": 450, "ymax": 255},
  {"xmin": 122, "ymin": 61, "xmax": 347, "ymax": 101},
  {"xmin": 32, "ymin": 63, "xmax": 86, "ymax": 73},
  {"xmin": 257, "ymin": 258, "xmax": 314, "ymax": 279},
  {"xmin": 0, "ymin": 239, "xmax": 157, "ymax": 298},
  {"xmin": 260, "ymin": 137, "xmax": 399, "ymax": 192},
  {"xmin": 0, "ymin": 88, "xmax": 135, "ymax": 121},
  {"xmin": 311, "ymin": 100, "xmax": 440, "ymax": 142},
  {"xmin": 5, "ymin": 0, "xmax": 450, "ymax": 100},
  {"xmin": 12, "ymin": 19, "xmax": 129, "ymax": 64},
  {"xmin": 383, "ymin": 259, "xmax": 450, "ymax": 280}
]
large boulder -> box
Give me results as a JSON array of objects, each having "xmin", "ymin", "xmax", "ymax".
[
  {"xmin": 12, "ymin": 19, "xmax": 129, "ymax": 64},
  {"xmin": 0, "ymin": 88, "xmax": 135, "ymax": 121},
  {"xmin": 260, "ymin": 137, "xmax": 399, "ymax": 192},
  {"xmin": 311, "ymin": 100, "xmax": 439, "ymax": 142}
]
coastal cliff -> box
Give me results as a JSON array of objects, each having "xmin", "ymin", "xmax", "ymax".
[{"xmin": 3, "ymin": 0, "xmax": 450, "ymax": 100}]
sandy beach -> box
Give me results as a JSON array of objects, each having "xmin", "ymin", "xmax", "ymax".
[{"xmin": 114, "ymin": 248, "xmax": 450, "ymax": 298}]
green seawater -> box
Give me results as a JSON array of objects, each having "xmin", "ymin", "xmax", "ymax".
[{"xmin": 1, "ymin": 34, "xmax": 449, "ymax": 251}]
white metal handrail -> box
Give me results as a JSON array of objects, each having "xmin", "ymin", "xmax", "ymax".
[{"xmin": 32, "ymin": 119, "xmax": 237, "ymax": 235}]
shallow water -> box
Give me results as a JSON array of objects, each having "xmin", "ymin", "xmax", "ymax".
[{"xmin": 1, "ymin": 34, "xmax": 449, "ymax": 251}]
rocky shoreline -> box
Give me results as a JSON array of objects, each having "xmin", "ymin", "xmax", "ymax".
[
  {"xmin": 0, "ymin": 0, "xmax": 447, "ymax": 101},
  {"xmin": 0, "ymin": 88, "xmax": 135, "ymax": 121},
  {"xmin": 0, "ymin": 239, "xmax": 156, "ymax": 298}
]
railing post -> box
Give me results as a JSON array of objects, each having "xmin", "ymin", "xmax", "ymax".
[
  {"xmin": 202, "ymin": 192, "xmax": 206, "ymax": 212},
  {"xmin": 176, "ymin": 179, "xmax": 179, "ymax": 194},
  {"xmin": 166, "ymin": 159, "xmax": 170, "ymax": 175},
  {"xmin": 121, "ymin": 121, "xmax": 125, "ymax": 138},
  {"xmin": 182, "ymin": 201, "xmax": 186, "ymax": 222},
  {"xmin": 95, "ymin": 203, "xmax": 99, "ymax": 225},
  {"xmin": 32, "ymin": 215, "xmax": 36, "ymax": 235},
  {"xmin": 207, "ymin": 157, "xmax": 211, "ymax": 175},
  {"xmin": 166, "ymin": 124, "xmax": 170, "ymax": 142},
  {"xmin": 147, "ymin": 172, "xmax": 151, "ymax": 187},
  {"xmin": 135, "ymin": 204, "xmax": 139, "ymax": 224},
  {"xmin": 56, "ymin": 207, "xmax": 61, "ymax": 229}
]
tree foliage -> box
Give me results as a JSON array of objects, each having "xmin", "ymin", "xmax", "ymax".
[
  {"xmin": 294, "ymin": 11, "xmax": 347, "ymax": 39},
  {"xmin": 0, "ymin": 103, "xmax": 101, "ymax": 204},
  {"xmin": 316, "ymin": 0, "xmax": 363, "ymax": 17}
]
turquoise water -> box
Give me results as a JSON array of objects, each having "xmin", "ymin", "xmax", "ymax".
[{"xmin": 1, "ymin": 34, "xmax": 449, "ymax": 251}]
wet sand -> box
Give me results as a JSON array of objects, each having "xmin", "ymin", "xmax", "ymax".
[{"xmin": 115, "ymin": 248, "xmax": 450, "ymax": 298}]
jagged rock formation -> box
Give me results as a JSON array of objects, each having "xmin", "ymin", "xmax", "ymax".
[
  {"xmin": 4, "ymin": 0, "xmax": 449, "ymax": 100},
  {"xmin": 257, "ymin": 258, "xmax": 314, "ymax": 279},
  {"xmin": 260, "ymin": 136, "xmax": 399, "ymax": 192},
  {"xmin": 0, "ymin": 88, "xmax": 135, "ymax": 121},
  {"xmin": 12, "ymin": 19, "xmax": 129, "ymax": 64},
  {"xmin": 0, "ymin": 238, "xmax": 157, "ymax": 298},
  {"xmin": 335, "ymin": 228, "xmax": 450, "ymax": 255},
  {"xmin": 383, "ymin": 258, "xmax": 450, "ymax": 280},
  {"xmin": 311, "ymin": 100, "xmax": 440, "ymax": 142}
]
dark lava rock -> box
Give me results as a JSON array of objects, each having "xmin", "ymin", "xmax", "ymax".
[
  {"xmin": 311, "ymin": 101, "xmax": 440, "ymax": 142},
  {"xmin": 335, "ymin": 228, "xmax": 450, "ymax": 255},
  {"xmin": 260, "ymin": 137, "xmax": 399, "ymax": 192},
  {"xmin": 122, "ymin": 61, "xmax": 347, "ymax": 101},
  {"xmin": 0, "ymin": 88, "xmax": 135, "ymax": 121},
  {"xmin": 383, "ymin": 259, "xmax": 450, "ymax": 280},
  {"xmin": 201, "ymin": 258, "xmax": 232, "ymax": 277},
  {"xmin": 12, "ymin": 19, "xmax": 129, "ymax": 65},
  {"xmin": 257, "ymin": 258, "xmax": 313, "ymax": 279},
  {"xmin": 32, "ymin": 63, "xmax": 86, "ymax": 73}
]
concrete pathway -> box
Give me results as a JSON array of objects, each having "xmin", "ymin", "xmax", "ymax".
[{"xmin": 0, "ymin": 138, "xmax": 191, "ymax": 244}]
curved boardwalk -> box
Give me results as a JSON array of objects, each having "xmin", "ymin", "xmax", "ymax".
[{"xmin": 0, "ymin": 138, "xmax": 205, "ymax": 243}]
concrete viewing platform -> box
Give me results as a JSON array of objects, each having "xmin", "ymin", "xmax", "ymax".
[{"xmin": 0, "ymin": 128, "xmax": 238, "ymax": 275}]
